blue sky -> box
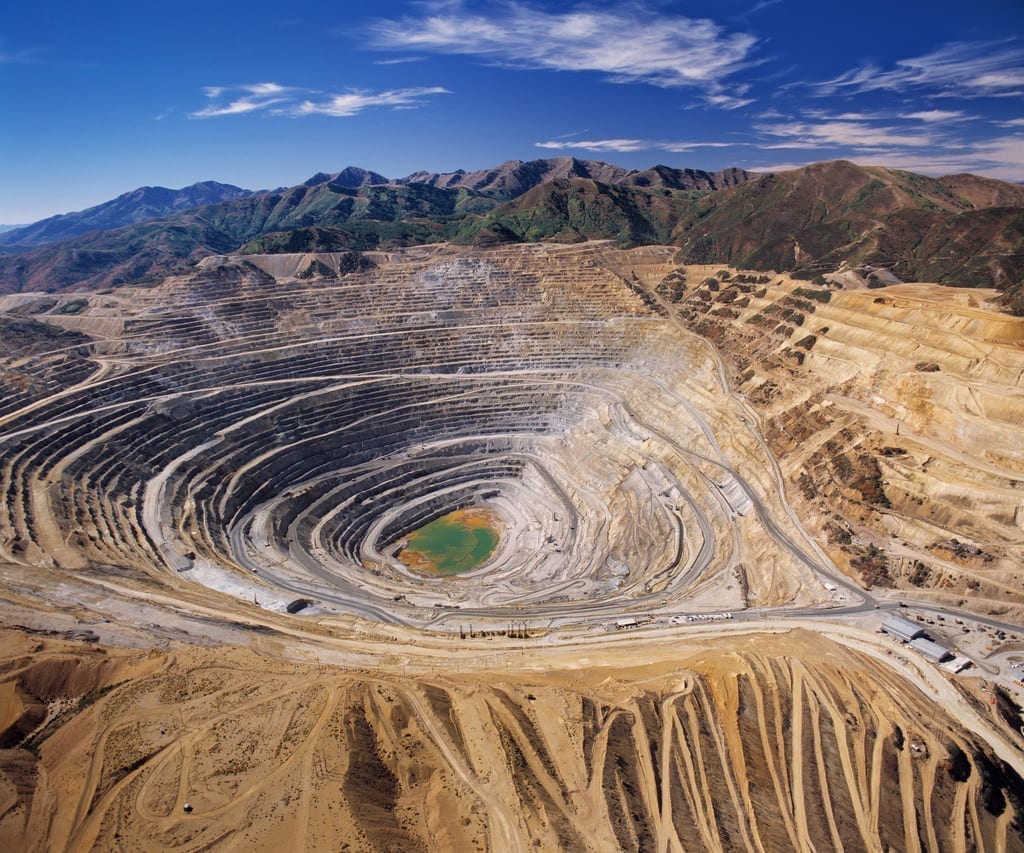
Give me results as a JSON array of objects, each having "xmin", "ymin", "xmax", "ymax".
[{"xmin": 2, "ymin": 0, "xmax": 1023, "ymax": 222}]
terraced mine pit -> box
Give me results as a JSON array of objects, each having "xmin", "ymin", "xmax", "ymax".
[
  {"xmin": 665, "ymin": 266, "xmax": 1024, "ymax": 617},
  {"xmin": 2, "ymin": 242, "xmax": 1024, "ymax": 849},
  {"xmin": 0, "ymin": 243, "xmax": 834, "ymax": 629}
]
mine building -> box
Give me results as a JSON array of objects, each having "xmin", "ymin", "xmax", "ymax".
[
  {"xmin": 909, "ymin": 637, "xmax": 952, "ymax": 663},
  {"xmin": 942, "ymin": 655, "xmax": 972, "ymax": 674},
  {"xmin": 881, "ymin": 615, "xmax": 925, "ymax": 642}
]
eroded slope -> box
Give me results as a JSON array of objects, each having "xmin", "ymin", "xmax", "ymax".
[{"xmin": 1, "ymin": 629, "xmax": 1022, "ymax": 852}]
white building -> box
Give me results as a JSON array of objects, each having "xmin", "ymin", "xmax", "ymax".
[
  {"xmin": 881, "ymin": 615, "xmax": 925, "ymax": 642},
  {"xmin": 909, "ymin": 637, "xmax": 951, "ymax": 662}
]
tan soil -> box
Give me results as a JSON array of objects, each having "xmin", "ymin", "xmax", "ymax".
[{"xmin": 0, "ymin": 628, "xmax": 1021, "ymax": 852}]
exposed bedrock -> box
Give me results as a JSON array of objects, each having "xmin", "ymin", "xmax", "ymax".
[{"xmin": 0, "ymin": 244, "xmax": 831, "ymax": 625}]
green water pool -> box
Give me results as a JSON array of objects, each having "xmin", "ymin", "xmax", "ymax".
[{"xmin": 400, "ymin": 509, "xmax": 500, "ymax": 575}]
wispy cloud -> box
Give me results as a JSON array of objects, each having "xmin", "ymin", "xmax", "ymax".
[
  {"xmin": 373, "ymin": 56, "xmax": 426, "ymax": 66},
  {"xmin": 813, "ymin": 41, "xmax": 1024, "ymax": 98},
  {"xmin": 744, "ymin": 0, "xmax": 783, "ymax": 15},
  {"xmin": 536, "ymin": 138, "xmax": 649, "ymax": 153},
  {"xmin": 192, "ymin": 83, "xmax": 294, "ymax": 118},
  {"xmin": 292, "ymin": 87, "xmax": 451, "ymax": 117},
  {"xmin": 705, "ymin": 93, "xmax": 755, "ymax": 110},
  {"xmin": 0, "ymin": 41, "xmax": 44, "ymax": 63},
  {"xmin": 748, "ymin": 102, "xmax": 1024, "ymax": 180},
  {"xmin": 191, "ymin": 83, "xmax": 449, "ymax": 118},
  {"xmin": 803, "ymin": 109, "xmax": 875, "ymax": 121},
  {"xmin": 535, "ymin": 137, "xmax": 733, "ymax": 153},
  {"xmin": 371, "ymin": 2, "xmax": 757, "ymax": 105},
  {"xmin": 900, "ymin": 109, "xmax": 971, "ymax": 123},
  {"xmin": 756, "ymin": 119, "xmax": 937, "ymax": 150},
  {"xmin": 963, "ymin": 135, "xmax": 1024, "ymax": 180},
  {"xmin": 729, "ymin": 0, "xmax": 783, "ymax": 23}
]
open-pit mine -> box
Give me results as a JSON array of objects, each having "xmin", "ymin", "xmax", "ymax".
[{"xmin": 1, "ymin": 242, "xmax": 1023, "ymax": 850}]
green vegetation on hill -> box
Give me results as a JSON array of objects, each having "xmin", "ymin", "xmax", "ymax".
[
  {"xmin": 0, "ymin": 181, "xmax": 252, "ymax": 249},
  {"xmin": 454, "ymin": 179, "xmax": 701, "ymax": 248},
  {"xmin": 0, "ymin": 183, "xmax": 501, "ymax": 290}
]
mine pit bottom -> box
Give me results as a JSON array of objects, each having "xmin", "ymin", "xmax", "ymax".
[{"xmin": 395, "ymin": 507, "xmax": 503, "ymax": 576}]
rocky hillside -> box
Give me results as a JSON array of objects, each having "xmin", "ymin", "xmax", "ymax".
[
  {"xmin": 641, "ymin": 264, "xmax": 1024, "ymax": 605},
  {"xmin": 457, "ymin": 177, "xmax": 695, "ymax": 247},
  {"xmin": 302, "ymin": 166, "xmax": 390, "ymax": 188},
  {"xmin": 674, "ymin": 161, "xmax": 1024, "ymax": 306}
]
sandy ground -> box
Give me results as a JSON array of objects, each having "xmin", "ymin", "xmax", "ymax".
[{"xmin": 1, "ymin": 622, "xmax": 1023, "ymax": 852}]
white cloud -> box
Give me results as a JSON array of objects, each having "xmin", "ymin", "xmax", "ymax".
[
  {"xmin": 757, "ymin": 120, "xmax": 936, "ymax": 150},
  {"xmin": 964, "ymin": 135, "xmax": 1024, "ymax": 180},
  {"xmin": 191, "ymin": 83, "xmax": 294, "ymax": 118},
  {"xmin": 814, "ymin": 41, "xmax": 1024, "ymax": 98},
  {"xmin": 745, "ymin": 162, "xmax": 806, "ymax": 173},
  {"xmin": 373, "ymin": 56, "xmax": 426, "ymax": 65},
  {"xmin": 704, "ymin": 93, "xmax": 755, "ymax": 110},
  {"xmin": 536, "ymin": 138, "xmax": 648, "ymax": 153},
  {"xmin": 901, "ymin": 109, "xmax": 970, "ymax": 123},
  {"xmin": 246, "ymin": 82, "xmax": 290, "ymax": 96},
  {"xmin": 292, "ymin": 87, "xmax": 451, "ymax": 117},
  {"xmin": 371, "ymin": 2, "xmax": 756, "ymax": 105},
  {"xmin": 660, "ymin": 141, "xmax": 734, "ymax": 153},
  {"xmin": 743, "ymin": 0, "xmax": 782, "ymax": 15},
  {"xmin": 0, "ymin": 42, "xmax": 40, "ymax": 64},
  {"xmin": 535, "ymin": 138, "xmax": 733, "ymax": 153},
  {"xmin": 192, "ymin": 83, "xmax": 449, "ymax": 119},
  {"xmin": 803, "ymin": 109, "xmax": 875, "ymax": 121},
  {"xmin": 996, "ymin": 117, "xmax": 1024, "ymax": 128}
]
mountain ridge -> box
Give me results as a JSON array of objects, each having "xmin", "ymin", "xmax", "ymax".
[
  {"xmin": 398, "ymin": 156, "xmax": 754, "ymax": 197},
  {"xmin": 0, "ymin": 180, "xmax": 254, "ymax": 249},
  {"xmin": 0, "ymin": 158, "xmax": 741, "ymax": 252},
  {"xmin": 1, "ymin": 159, "xmax": 1022, "ymax": 310}
]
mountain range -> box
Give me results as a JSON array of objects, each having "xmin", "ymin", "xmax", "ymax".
[
  {"xmin": 1, "ymin": 157, "xmax": 1022, "ymax": 312},
  {"xmin": 400, "ymin": 158, "xmax": 752, "ymax": 196},
  {"xmin": 0, "ymin": 181, "xmax": 253, "ymax": 249}
]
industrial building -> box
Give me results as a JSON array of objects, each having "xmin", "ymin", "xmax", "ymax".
[
  {"xmin": 909, "ymin": 637, "xmax": 952, "ymax": 662},
  {"xmin": 881, "ymin": 615, "xmax": 925, "ymax": 642},
  {"xmin": 942, "ymin": 656, "xmax": 972, "ymax": 674}
]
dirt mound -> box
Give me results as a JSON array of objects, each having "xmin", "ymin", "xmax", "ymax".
[{"xmin": 18, "ymin": 656, "xmax": 119, "ymax": 702}]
